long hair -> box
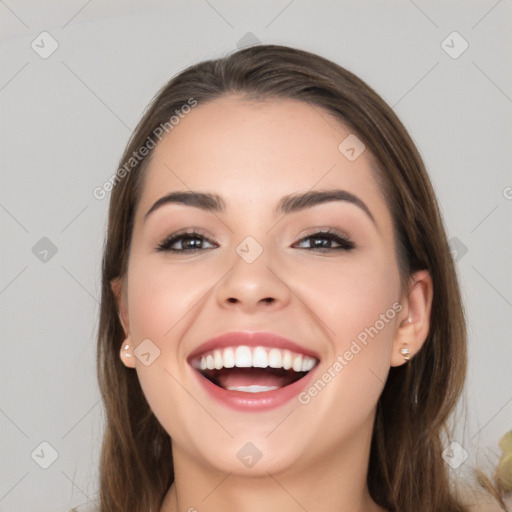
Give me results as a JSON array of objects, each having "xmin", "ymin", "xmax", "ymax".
[{"xmin": 97, "ymin": 44, "xmax": 473, "ymax": 512}]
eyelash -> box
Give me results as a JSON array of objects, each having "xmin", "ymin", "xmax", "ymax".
[{"xmin": 156, "ymin": 229, "xmax": 355, "ymax": 253}]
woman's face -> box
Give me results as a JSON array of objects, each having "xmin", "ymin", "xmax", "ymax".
[{"xmin": 116, "ymin": 96, "xmax": 409, "ymax": 477}]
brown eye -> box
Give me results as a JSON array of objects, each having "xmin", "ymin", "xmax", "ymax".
[
  {"xmin": 157, "ymin": 231, "xmax": 217, "ymax": 253},
  {"xmin": 294, "ymin": 231, "xmax": 355, "ymax": 252}
]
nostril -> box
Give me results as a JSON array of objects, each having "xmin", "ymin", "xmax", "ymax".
[{"xmin": 225, "ymin": 297, "xmax": 275, "ymax": 304}]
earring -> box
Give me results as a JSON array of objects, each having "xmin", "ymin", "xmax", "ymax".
[
  {"xmin": 400, "ymin": 346, "xmax": 411, "ymax": 361},
  {"xmin": 121, "ymin": 343, "xmax": 132, "ymax": 366}
]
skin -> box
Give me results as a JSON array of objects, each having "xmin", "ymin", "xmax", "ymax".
[{"xmin": 112, "ymin": 96, "xmax": 433, "ymax": 512}]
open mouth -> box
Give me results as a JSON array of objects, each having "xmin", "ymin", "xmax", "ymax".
[{"xmin": 189, "ymin": 346, "xmax": 318, "ymax": 393}]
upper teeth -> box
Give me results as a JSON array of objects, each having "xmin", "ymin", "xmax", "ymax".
[{"xmin": 194, "ymin": 346, "xmax": 317, "ymax": 373}]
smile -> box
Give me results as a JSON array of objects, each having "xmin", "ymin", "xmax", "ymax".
[
  {"xmin": 187, "ymin": 332, "xmax": 320, "ymax": 411},
  {"xmin": 191, "ymin": 345, "xmax": 317, "ymax": 392}
]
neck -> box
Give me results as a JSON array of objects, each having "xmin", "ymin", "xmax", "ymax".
[{"xmin": 159, "ymin": 415, "xmax": 386, "ymax": 512}]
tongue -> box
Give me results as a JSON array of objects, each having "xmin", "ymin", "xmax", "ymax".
[{"xmin": 213, "ymin": 368, "xmax": 296, "ymax": 391}]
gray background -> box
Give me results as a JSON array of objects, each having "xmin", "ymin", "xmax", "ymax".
[{"xmin": 1, "ymin": 1, "xmax": 511, "ymax": 511}]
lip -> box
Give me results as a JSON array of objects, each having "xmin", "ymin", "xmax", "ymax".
[{"xmin": 187, "ymin": 331, "xmax": 320, "ymax": 411}]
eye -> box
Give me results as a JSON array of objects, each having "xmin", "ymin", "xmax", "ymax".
[
  {"xmin": 156, "ymin": 229, "xmax": 354, "ymax": 253},
  {"xmin": 156, "ymin": 230, "xmax": 217, "ymax": 253},
  {"xmin": 293, "ymin": 230, "xmax": 355, "ymax": 252}
]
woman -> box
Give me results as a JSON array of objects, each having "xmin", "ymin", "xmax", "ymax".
[{"xmin": 78, "ymin": 45, "xmax": 507, "ymax": 512}]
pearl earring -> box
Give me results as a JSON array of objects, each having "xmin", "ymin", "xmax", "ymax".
[
  {"xmin": 400, "ymin": 346, "xmax": 411, "ymax": 361},
  {"xmin": 122, "ymin": 344, "xmax": 132, "ymax": 366}
]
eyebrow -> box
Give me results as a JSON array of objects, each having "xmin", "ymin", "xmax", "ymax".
[{"xmin": 144, "ymin": 189, "xmax": 376, "ymax": 225}]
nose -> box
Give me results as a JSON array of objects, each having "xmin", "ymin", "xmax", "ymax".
[{"xmin": 215, "ymin": 247, "xmax": 292, "ymax": 315}]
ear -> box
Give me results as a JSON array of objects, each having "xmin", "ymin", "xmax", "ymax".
[
  {"xmin": 390, "ymin": 269, "xmax": 433, "ymax": 367},
  {"xmin": 111, "ymin": 277, "xmax": 130, "ymax": 335},
  {"xmin": 111, "ymin": 277, "xmax": 136, "ymax": 369}
]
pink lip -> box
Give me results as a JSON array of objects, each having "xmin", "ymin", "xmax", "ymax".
[
  {"xmin": 193, "ymin": 367, "xmax": 318, "ymax": 411},
  {"xmin": 187, "ymin": 331, "xmax": 320, "ymax": 360},
  {"xmin": 187, "ymin": 331, "xmax": 320, "ymax": 412}
]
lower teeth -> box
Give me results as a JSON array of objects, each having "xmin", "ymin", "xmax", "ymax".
[{"xmin": 226, "ymin": 385, "xmax": 280, "ymax": 393}]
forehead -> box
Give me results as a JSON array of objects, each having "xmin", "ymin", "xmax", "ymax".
[{"xmin": 136, "ymin": 96, "xmax": 390, "ymax": 224}]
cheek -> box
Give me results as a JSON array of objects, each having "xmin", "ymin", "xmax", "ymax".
[
  {"xmin": 126, "ymin": 253, "xmax": 218, "ymax": 347},
  {"xmin": 124, "ymin": 255, "xmax": 219, "ymax": 444},
  {"xmin": 292, "ymin": 251, "xmax": 400, "ymax": 406},
  {"xmin": 291, "ymin": 249, "xmax": 401, "ymax": 344},
  {"xmin": 124, "ymin": 253, "xmax": 225, "ymax": 425}
]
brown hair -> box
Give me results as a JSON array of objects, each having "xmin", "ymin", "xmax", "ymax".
[{"xmin": 97, "ymin": 44, "xmax": 482, "ymax": 511}]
